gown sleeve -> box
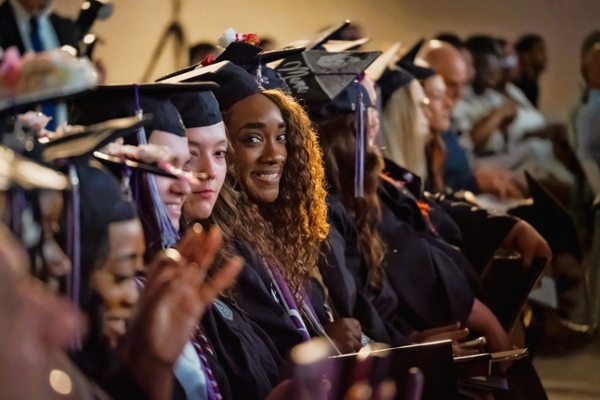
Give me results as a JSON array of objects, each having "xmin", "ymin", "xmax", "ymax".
[
  {"xmin": 320, "ymin": 195, "xmax": 409, "ymax": 346},
  {"xmin": 378, "ymin": 181, "xmax": 476, "ymax": 332},
  {"xmin": 232, "ymin": 240, "xmax": 306, "ymax": 358},
  {"xmin": 202, "ymin": 297, "xmax": 287, "ymax": 400}
]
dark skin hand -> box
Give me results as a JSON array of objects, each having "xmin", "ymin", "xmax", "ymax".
[
  {"xmin": 323, "ymin": 318, "xmax": 363, "ymax": 354},
  {"xmin": 500, "ymin": 220, "xmax": 552, "ymax": 269}
]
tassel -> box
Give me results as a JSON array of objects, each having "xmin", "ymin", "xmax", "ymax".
[
  {"xmin": 354, "ymin": 87, "xmax": 365, "ymax": 198},
  {"xmin": 133, "ymin": 91, "xmax": 179, "ymax": 249}
]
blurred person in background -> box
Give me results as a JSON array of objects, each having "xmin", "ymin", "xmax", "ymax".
[
  {"xmin": 514, "ymin": 34, "xmax": 547, "ymax": 109},
  {"xmin": 188, "ymin": 41, "xmax": 218, "ymax": 65}
]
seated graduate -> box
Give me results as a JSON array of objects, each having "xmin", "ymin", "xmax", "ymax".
[
  {"xmin": 67, "ymin": 85, "xmax": 247, "ymax": 400},
  {"xmin": 171, "ymin": 90, "xmax": 290, "ymax": 400},
  {"xmin": 160, "ymin": 33, "xmax": 366, "ymax": 355},
  {"xmin": 68, "ymin": 84, "xmax": 214, "ymax": 263}
]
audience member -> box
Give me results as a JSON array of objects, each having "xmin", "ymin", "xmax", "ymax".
[{"xmin": 515, "ymin": 34, "xmax": 547, "ymax": 108}]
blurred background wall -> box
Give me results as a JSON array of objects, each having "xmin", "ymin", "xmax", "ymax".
[{"xmin": 53, "ymin": 0, "xmax": 600, "ymax": 121}]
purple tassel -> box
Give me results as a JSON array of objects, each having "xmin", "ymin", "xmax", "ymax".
[{"xmin": 354, "ymin": 86, "xmax": 366, "ymax": 198}]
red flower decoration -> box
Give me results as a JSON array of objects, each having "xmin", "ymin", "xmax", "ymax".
[{"xmin": 200, "ymin": 54, "xmax": 215, "ymax": 67}]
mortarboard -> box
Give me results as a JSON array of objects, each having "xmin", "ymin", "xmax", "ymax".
[
  {"xmin": 170, "ymin": 91, "xmax": 222, "ymax": 129},
  {"xmin": 397, "ymin": 39, "xmax": 436, "ymax": 81},
  {"xmin": 277, "ymin": 49, "xmax": 380, "ymax": 198},
  {"xmin": 377, "ymin": 67, "xmax": 415, "ymax": 108},
  {"xmin": 158, "ymin": 61, "xmax": 261, "ymax": 113},
  {"xmin": 68, "ymin": 82, "xmax": 217, "ymax": 138},
  {"xmin": 214, "ymin": 28, "xmax": 305, "ymax": 92},
  {"xmin": 275, "ymin": 50, "xmax": 381, "ymax": 108}
]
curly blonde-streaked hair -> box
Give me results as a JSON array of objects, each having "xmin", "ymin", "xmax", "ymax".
[
  {"xmin": 223, "ymin": 89, "xmax": 329, "ymax": 297},
  {"xmin": 318, "ymin": 113, "xmax": 387, "ymax": 288}
]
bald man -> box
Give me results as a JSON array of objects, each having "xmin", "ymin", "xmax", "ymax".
[
  {"xmin": 420, "ymin": 40, "xmax": 469, "ymax": 104},
  {"xmin": 576, "ymin": 43, "xmax": 600, "ymax": 167},
  {"xmin": 419, "ymin": 40, "xmax": 525, "ymax": 199}
]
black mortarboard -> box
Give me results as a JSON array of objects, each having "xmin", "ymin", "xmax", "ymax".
[
  {"xmin": 377, "ymin": 67, "xmax": 415, "ymax": 108},
  {"xmin": 214, "ymin": 37, "xmax": 305, "ymax": 92},
  {"xmin": 170, "ymin": 91, "xmax": 222, "ymax": 128},
  {"xmin": 159, "ymin": 61, "xmax": 261, "ymax": 113},
  {"xmin": 306, "ymin": 21, "xmax": 351, "ymax": 50},
  {"xmin": 68, "ymin": 83, "xmax": 218, "ymax": 138},
  {"xmin": 42, "ymin": 116, "xmax": 150, "ymax": 163},
  {"xmin": 276, "ymin": 50, "xmax": 381, "ymax": 107},
  {"xmin": 396, "ymin": 39, "xmax": 436, "ymax": 81}
]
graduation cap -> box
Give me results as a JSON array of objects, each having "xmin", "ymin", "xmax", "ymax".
[
  {"xmin": 377, "ymin": 66, "xmax": 414, "ymax": 108},
  {"xmin": 42, "ymin": 116, "xmax": 150, "ymax": 163},
  {"xmin": 213, "ymin": 28, "xmax": 305, "ymax": 92},
  {"xmin": 365, "ymin": 43, "xmax": 402, "ymax": 82},
  {"xmin": 397, "ymin": 39, "xmax": 436, "ymax": 81},
  {"xmin": 158, "ymin": 61, "xmax": 262, "ymax": 113},
  {"xmin": 0, "ymin": 145, "xmax": 68, "ymax": 191},
  {"xmin": 170, "ymin": 91, "xmax": 222, "ymax": 128},
  {"xmin": 277, "ymin": 50, "xmax": 380, "ymax": 198},
  {"xmin": 305, "ymin": 21, "xmax": 351, "ymax": 51},
  {"xmin": 68, "ymin": 82, "xmax": 217, "ymax": 138},
  {"xmin": 275, "ymin": 50, "xmax": 381, "ymax": 106}
]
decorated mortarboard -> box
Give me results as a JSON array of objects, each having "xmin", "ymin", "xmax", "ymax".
[
  {"xmin": 277, "ymin": 49, "xmax": 380, "ymax": 199},
  {"xmin": 0, "ymin": 47, "xmax": 98, "ymax": 114},
  {"xmin": 212, "ymin": 28, "xmax": 305, "ymax": 92},
  {"xmin": 158, "ymin": 61, "xmax": 261, "ymax": 113},
  {"xmin": 170, "ymin": 91, "xmax": 222, "ymax": 128},
  {"xmin": 396, "ymin": 39, "xmax": 436, "ymax": 81},
  {"xmin": 275, "ymin": 50, "xmax": 381, "ymax": 107}
]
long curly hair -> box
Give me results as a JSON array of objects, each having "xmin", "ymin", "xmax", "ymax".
[
  {"xmin": 223, "ymin": 89, "xmax": 329, "ymax": 297},
  {"xmin": 318, "ymin": 113, "xmax": 387, "ymax": 288}
]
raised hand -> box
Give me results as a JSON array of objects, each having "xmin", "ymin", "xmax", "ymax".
[{"xmin": 124, "ymin": 225, "xmax": 243, "ymax": 399}]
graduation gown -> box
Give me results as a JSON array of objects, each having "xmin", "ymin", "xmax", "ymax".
[
  {"xmin": 377, "ymin": 170, "xmax": 476, "ymax": 331},
  {"xmin": 202, "ymin": 297, "xmax": 287, "ymax": 400},
  {"xmin": 383, "ymin": 158, "xmax": 518, "ymax": 275},
  {"xmin": 320, "ymin": 194, "xmax": 409, "ymax": 345},
  {"xmin": 231, "ymin": 240, "xmax": 314, "ymax": 358}
]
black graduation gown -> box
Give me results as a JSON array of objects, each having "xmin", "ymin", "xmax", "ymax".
[
  {"xmin": 232, "ymin": 240, "xmax": 312, "ymax": 358},
  {"xmin": 377, "ymin": 176, "xmax": 476, "ymax": 331},
  {"xmin": 202, "ymin": 296, "xmax": 287, "ymax": 400},
  {"xmin": 383, "ymin": 158, "xmax": 518, "ymax": 275},
  {"xmin": 320, "ymin": 194, "xmax": 409, "ymax": 346}
]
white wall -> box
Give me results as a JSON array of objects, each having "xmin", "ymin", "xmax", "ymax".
[{"xmin": 53, "ymin": 0, "xmax": 600, "ymax": 120}]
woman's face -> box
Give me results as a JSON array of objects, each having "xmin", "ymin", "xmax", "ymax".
[
  {"xmin": 226, "ymin": 93, "xmax": 287, "ymax": 204},
  {"xmin": 39, "ymin": 190, "xmax": 70, "ymax": 292},
  {"xmin": 148, "ymin": 131, "xmax": 192, "ymax": 231},
  {"xmin": 91, "ymin": 218, "xmax": 145, "ymax": 348},
  {"xmin": 183, "ymin": 122, "xmax": 228, "ymax": 221},
  {"xmin": 423, "ymin": 75, "xmax": 451, "ymax": 134},
  {"xmin": 409, "ymin": 80, "xmax": 431, "ymax": 138}
]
